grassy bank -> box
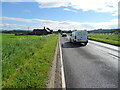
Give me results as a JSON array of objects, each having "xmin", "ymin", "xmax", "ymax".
[
  {"xmin": 88, "ymin": 33, "xmax": 120, "ymax": 46},
  {"xmin": 2, "ymin": 34, "xmax": 58, "ymax": 88},
  {"xmin": 0, "ymin": 34, "xmax": 2, "ymax": 90}
]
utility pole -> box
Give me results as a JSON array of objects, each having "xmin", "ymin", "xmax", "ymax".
[{"xmin": 28, "ymin": 26, "xmax": 29, "ymax": 32}]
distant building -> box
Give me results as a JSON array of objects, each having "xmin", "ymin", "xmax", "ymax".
[
  {"xmin": 33, "ymin": 27, "xmax": 52, "ymax": 35},
  {"xmin": 15, "ymin": 27, "xmax": 53, "ymax": 36}
]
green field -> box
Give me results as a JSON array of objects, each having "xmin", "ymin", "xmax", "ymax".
[
  {"xmin": 0, "ymin": 34, "xmax": 2, "ymax": 90},
  {"xmin": 88, "ymin": 33, "xmax": 120, "ymax": 46},
  {"xmin": 2, "ymin": 34, "xmax": 58, "ymax": 88}
]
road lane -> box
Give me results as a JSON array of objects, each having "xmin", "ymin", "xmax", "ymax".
[{"xmin": 61, "ymin": 36, "xmax": 118, "ymax": 88}]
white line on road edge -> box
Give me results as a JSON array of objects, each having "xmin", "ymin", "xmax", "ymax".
[
  {"xmin": 59, "ymin": 34, "xmax": 66, "ymax": 89},
  {"xmin": 89, "ymin": 40, "xmax": 119, "ymax": 52}
]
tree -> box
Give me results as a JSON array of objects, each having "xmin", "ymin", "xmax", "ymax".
[{"xmin": 58, "ymin": 29, "xmax": 62, "ymax": 33}]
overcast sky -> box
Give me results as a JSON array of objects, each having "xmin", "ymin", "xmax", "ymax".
[{"xmin": 0, "ymin": 0, "xmax": 119, "ymax": 31}]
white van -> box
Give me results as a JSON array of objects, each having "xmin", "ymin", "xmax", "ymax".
[{"xmin": 70, "ymin": 30, "xmax": 88, "ymax": 45}]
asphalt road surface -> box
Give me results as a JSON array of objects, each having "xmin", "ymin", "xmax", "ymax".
[{"xmin": 61, "ymin": 36, "xmax": 119, "ymax": 88}]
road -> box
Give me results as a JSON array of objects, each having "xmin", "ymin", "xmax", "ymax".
[{"xmin": 60, "ymin": 36, "xmax": 119, "ymax": 88}]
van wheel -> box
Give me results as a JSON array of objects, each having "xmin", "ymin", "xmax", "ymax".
[
  {"xmin": 70, "ymin": 39, "xmax": 72, "ymax": 43},
  {"xmin": 73, "ymin": 40, "xmax": 76, "ymax": 43},
  {"xmin": 84, "ymin": 42, "xmax": 88, "ymax": 46}
]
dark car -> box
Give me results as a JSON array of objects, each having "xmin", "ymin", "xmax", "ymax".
[{"xmin": 62, "ymin": 33, "xmax": 67, "ymax": 37}]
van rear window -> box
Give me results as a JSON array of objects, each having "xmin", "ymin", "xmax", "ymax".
[{"xmin": 77, "ymin": 32, "xmax": 87, "ymax": 36}]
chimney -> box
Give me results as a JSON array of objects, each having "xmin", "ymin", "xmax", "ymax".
[{"xmin": 44, "ymin": 27, "xmax": 45, "ymax": 30}]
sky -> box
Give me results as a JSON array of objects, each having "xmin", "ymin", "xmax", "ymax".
[{"xmin": 0, "ymin": 0, "xmax": 119, "ymax": 31}]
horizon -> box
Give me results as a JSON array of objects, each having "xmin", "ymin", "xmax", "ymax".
[{"xmin": 1, "ymin": 28, "xmax": 119, "ymax": 32}]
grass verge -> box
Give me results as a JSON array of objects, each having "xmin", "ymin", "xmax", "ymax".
[
  {"xmin": 0, "ymin": 33, "xmax": 2, "ymax": 90},
  {"xmin": 88, "ymin": 33, "xmax": 120, "ymax": 46},
  {"xmin": 2, "ymin": 34, "xmax": 58, "ymax": 88}
]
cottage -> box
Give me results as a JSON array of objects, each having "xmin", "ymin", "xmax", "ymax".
[
  {"xmin": 33, "ymin": 27, "xmax": 52, "ymax": 35},
  {"xmin": 15, "ymin": 27, "xmax": 53, "ymax": 36}
]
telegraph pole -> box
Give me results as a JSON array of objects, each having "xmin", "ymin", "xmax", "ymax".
[{"xmin": 28, "ymin": 26, "xmax": 29, "ymax": 32}]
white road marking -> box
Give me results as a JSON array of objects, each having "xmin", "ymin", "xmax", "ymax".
[
  {"xmin": 89, "ymin": 40, "xmax": 119, "ymax": 51},
  {"xmin": 59, "ymin": 34, "xmax": 66, "ymax": 89}
]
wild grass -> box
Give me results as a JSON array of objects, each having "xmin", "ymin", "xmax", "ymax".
[
  {"xmin": 2, "ymin": 34, "xmax": 58, "ymax": 88},
  {"xmin": 88, "ymin": 33, "xmax": 120, "ymax": 46},
  {"xmin": 0, "ymin": 33, "xmax": 2, "ymax": 90}
]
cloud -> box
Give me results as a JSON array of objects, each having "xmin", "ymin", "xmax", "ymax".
[
  {"xmin": 2, "ymin": 0, "xmax": 118, "ymax": 16},
  {"xmin": 63, "ymin": 8, "xmax": 77, "ymax": 13},
  {"xmin": 0, "ymin": 23, "xmax": 29, "ymax": 30},
  {"xmin": 35, "ymin": 0, "xmax": 118, "ymax": 16},
  {"xmin": 35, "ymin": 0, "xmax": 70, "ymax": 8},
  {"xmin": 0, "ymin": 16, "xmax": 118, "ymax": 30},
  {"xmin": 112, "ymin": 12, "xmax": 118, "ymax": 16},
  {"xmin": 1, "ymin": 0, "xmax": 35, "ymax": 2},
  {"xmin": 1, "ymin": 17, "xmax": 35, "ymax": 23}
]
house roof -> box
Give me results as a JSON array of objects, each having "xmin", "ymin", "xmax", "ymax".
[
  {"xmin": 33, "ymin": 27, "xmax": 51, "ymax": 32},
  {"xmin": 33, "ymin": 29, "xmax": 46, "ymax": 31}
]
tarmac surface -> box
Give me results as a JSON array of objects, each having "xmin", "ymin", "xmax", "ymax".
[{"xmin": 61, "ymin": 36, "xmax": 119, "ymax": 88}]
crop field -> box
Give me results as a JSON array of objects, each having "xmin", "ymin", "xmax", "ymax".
[
  {"xmin": 88, "ymin": 33, "xmax": 120, "ymax": 46},
  {"xmin": 2, "ymin": 34, "xmax": 58, "ymax": 88}
]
